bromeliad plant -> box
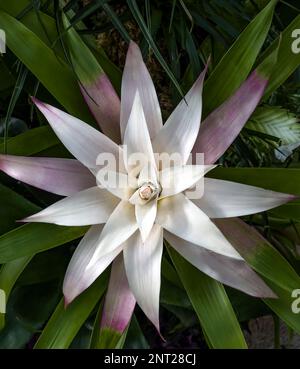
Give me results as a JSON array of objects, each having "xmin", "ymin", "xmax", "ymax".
[
  {"xmin": 0, "ymin": 40, "xmax": 297, "ymax": 337},
  {"xmin": 1, "ymin": 0, "xmax": 300, "ymax": 349}
]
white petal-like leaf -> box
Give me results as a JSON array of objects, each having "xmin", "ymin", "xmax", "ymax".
[
  {"xmin": 120, "ymin": 41, "xmax": 162, "ymax": 140},
  {"xmin": 159, "ymin": 165, "xmax": 216, "ymax": 198},
  {"xmin": 124, "ymin": 224, "xmax": 163, "ymax": 332},
  {"xmin": 193, "ymin": 178, "xmax": 297, "ymax": 218},
  {"xmin": 23, "ymin": 187, "xmax": 119, "ymax": 226},
  {"xmin": 100, "ymin": 254, "xmax": 136, "ymax": 335},
  {"xmin": 156, "ymin": 193, "xmax": 242, "ymax": 260},
  {"xmin": 165, "ymin": 231, "xmax": 276, "ymax": 298},
  {"xmin": 123, "ymin": 92, "xmax": 156, "ymax": 173},
  {"xmin": 87, "ymin": 201, "xmax": 138, "ymax": 268},
  {"xmin": 33, "ymin": 98, "xmax": 123, "ymax": 171},
  {"xmin": 135, "ymin": 200, "xmax": 157, "ymax": 242},
  {"xmin": 0, "ymin": 155, "xmax": 95, "ymax": 196},
  {"xmin": 152, "ymin": 65, "xmax": 207, "ymax": 166},
  {"xmin": 96, "ymin": 170, "xmax": 136, "ymax": 200},
  {"xmin": 63, "ymin": 225, "xmax": 123, "ymax": 304}
]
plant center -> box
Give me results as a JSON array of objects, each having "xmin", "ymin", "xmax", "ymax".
[{"xmin": 138, "ymin": 182, "xmax": 159, "ymax": 201}]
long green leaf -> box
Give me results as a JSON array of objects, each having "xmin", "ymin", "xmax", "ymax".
[
  {"xmin": 1, "ymin": 1, "xmax": 121, "ymax": 90},
  {"xmin": 0, "ymin": 182, "xmax": 41, "ymax": 329},
  {"xmin": 210, "ymin": 167, "xmax": 300, "ymax": 194},
  {"xmin": 0, "ymin": 184, "xmax": 40, "ymax": 234},
  {"xmin": 0, "ymin": 126, "xmax": 60, "ymax": 156},
  {"xmin": 0, "ymin": 1, "xmax": 65, "ymax": 59},
  {"xmin": 203, "ymin": 0, "xmax": 276, "ymax": 116},
  {"xmin": 215, "ymin": 218, "xmax": 300, "ymax": 334},
  {"xmin": 0, "ymin": 224, "xmax": 87, "ymax": 263},
  {"xmin": 260, "ymin": 13, "xmax": 300, "ymax": 98},
  {"xmin": 168, "ymin": 247, "xmax": 247, "ymax": 348},
  {"xmin": 0, "ymin": 256, "xmax": 32, "ymax": 329},
  {"xmin": 264, "ymin": 281, "xmax": 300, "ymax": 334},
  {"xmin": 0, "ymin": 10, "xmax": 92, "ymax": 122},
  {"xmin": 34, "ymin": 271, "xmax": 108, "ymax": 349}
]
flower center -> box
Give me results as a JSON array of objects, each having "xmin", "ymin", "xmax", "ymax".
[{"xmin": 138, "ymin": 182, "xmax": 159, "ymax": 201}]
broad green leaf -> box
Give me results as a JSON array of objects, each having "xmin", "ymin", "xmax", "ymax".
[
  {"xmin": 0, "ymin": 10, "xmax": 92, "ymax": 122},
  {"xmin": 0, "ymin": 224, "xmax": 87, "ymax": 263},
  {"xmin": 160, "ymin": 277, "xmax": 191, "ymax": 309},
  {"xmin": 0, "ymin": 256, "xmax": 32, "ymax": 329},
  {"xmin": 209, "ymin": 167, "xmax": 300, "ymax": 221},
  {"xmin": 0, "ymin": 184, "xmax": 39, "ymax": 329},
  {"xmin": 63, "ymin": 2, "xmax": 122, "ymax": 90},
  {"xmin": 34, "ymin": 271, "xmax": 108, "ymax": 349},
  {"xmin": 168, "ymin": 247, "xmax": 247, "ymax": 349},
  {"xmin": 203, "ymin": 0, "xmax": 276, "ymax": 116},
  {"xmin": 264, "ymin": 281, "xmax": 300, "ymax": 334},
  {"xmin": 0, "ymin": 1, "xmax": 65, "ymax": 59},
  {"xmin": 214, "ymin": 218, "xmax": 300, "ymax": 292},
  {"xmin": 161, "ymin": 255, "xmax": 183, "ymax": 289},
  {"xmin": 215, "ymin": 218, "xmax": 300, "ymax": 335},
  {"xmin": 61, "ymin": 13, "xmax": 121, "ymax": 143},
  {"xmin": 85, "ymin": 39, "xmax": 122, "ymax": 93},
  {"xmin": 0, "ymin": 184, "xmax": 40, "ymax": 234},
  {"xmin": 0, "ymin": 126, "xmax": 59, "ymax": 156},
  {"xmin": 0, "ymin": 1, "xmax": 31, "ymax": 16},
  {"xmin": 210, "ymin": 167, "xmax": 300, "ymax": 194},
  {"xmin": 1, "ymin": 1, "xmax": 121, "ymax": 90},
  {"xmin": 247, "ymin": 106, "xmax": 300, "ymax": 145},
  {"xmin": 259, "ymin": 13, "xmax": 300, "ymax": 98},
  {"xmin": 62, "ymin": 13, "xmax": 104, "ymax": 85}
]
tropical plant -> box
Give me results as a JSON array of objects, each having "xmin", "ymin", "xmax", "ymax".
[{"xmin": 0, "ymin": 0, "xmax": 300, "ymax": 349}]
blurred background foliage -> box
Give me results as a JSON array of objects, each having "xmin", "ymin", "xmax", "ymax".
[{"xmin": 1, "ymin": 0, "xmax": 300, "ymax": 349}]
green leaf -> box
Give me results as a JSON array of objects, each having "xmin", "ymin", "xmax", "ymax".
[
  {"xmin": 210, "ymin": 167, "xmax": 300, "ymax": 194},
  {"xmin": 264, "ymin": 281, "xmax": 300, "ymax": 334},
  {"xmin": 0, "ymin": 10, "xmax": 92, "ymax": 122},
  {"xmin": 167, "ymin": 247, "xmax": 247, "ymax": 349},
  {"xmin": 0, "ymin": 126, "xmax": 60, "ymax": 156},
  {"xmin": 61, "ymin": 13, "xmax": 104, "ymax": 85},
  {"xmin": 90, "ymin": 299, "xmax": 129, "ymax": 349},
  {"xmin": 0, "ymin": 184, "xmax": 40, "ymax": 234},
  {"xmin": 0, "ymin": 224, "xmax": 87, "ymax": 263},
  {"xmin": 214, "ymin": 218, "xmax": 300, "ymax": 335},
  {"xmin": 259, "ymin": 13, "xmax": 300, "ymax": 98},
  {"xmin": 0, "ymin": 1, "xmax": 65, "ymax": 59},
  {"xmin": 34, "ymin": 271, "xmax": 109, "ymax": 349},
  {"xmin": 0, "ymin": 256, "xmax": 32, "ymax": 330},
  {"xmin": 203, "ymin": 0, "xmax": 276, "ymax": 116},
  {"xmin": 1, "ymin": 1, "xmax": 121, "ymax": 90},
  {"xmin": 247, "ymin": 106, "xmax": 300, "ymax": 145},
  {"xmin": 0, "ymin": 1, "xmax": 32, "ymax": 17}
]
